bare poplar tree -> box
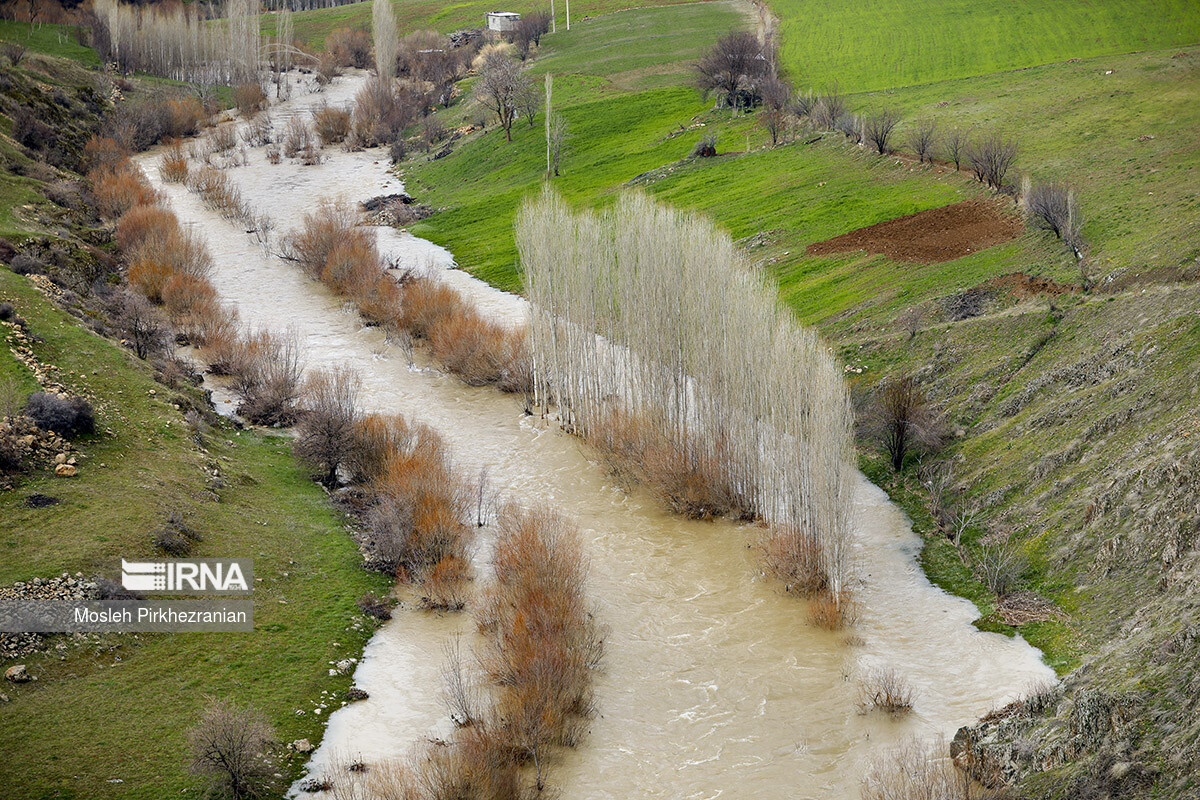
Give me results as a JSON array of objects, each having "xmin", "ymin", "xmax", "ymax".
[
  {"xmin": 518, "ymin": 189, "xmax": 855, "ymax": 604},
  {"xmin": 293, "ymin": 366, "xmax": 361, "ymax": 487},
  {"xmin": 372, "ymin": 0, "xmax": 397, "ymax": 81}
]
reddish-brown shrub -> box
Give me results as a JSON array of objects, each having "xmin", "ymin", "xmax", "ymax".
[
  {"xmin": 90, "ymin": 164, "xmax": 159, "ymax": 219},
  {"xmin": 326, "ymin": 27, "xmax": 371, "ymax": 68},
  {"xmin": 82, "ymin": 136, "xmax": 127, "ymax": 172},
  {"xmin": 423, "ymin": 554, "xmax": 469, "ymax": 610},
  {"xmin": 234, "ymin": 83, "xmax": 267, "ymax": 117},
  {"xmin": 165, "ymin": 95, "xmax": 206, "ymax": 137},
  {"xmin": 128, "ymin": 255, "xmax": 176, "ymax": 303},
  {"xmin": 160, "ymin": 140, "xmax": 189, "ymax": 183},
  {"xmin": 313, "ymin": 104, "xmax": 352, "ymax": 145},
  {"xmin": 162, "ymin": 273, "xmax": 220, "ymax": 339},
  {"xmin": 427, "ymin": 312, "xmax": 529, "ymax": 389},
  {"xmin": 116, "ymin": 203, "xmax": 178, "ymax": 252},
  {"xmin": 320, "ymin": 237, "xmax": 380, "ymax": 299},
  {"xmin": 358, "ymin": 274, "xmax": 403, "ymax": 327},
  {"xmin": 808, "ymin": 589, "xmax": 857, "ymax": 631},
  {"xmin": 764, "ymin": 525, "xmax": 828, "ymax": 596},
  {"xmin": 282, "ymin": 202, "xmax": 365, "ymax": 277},
  {"xmin": 349, "ymin": 413, "xmax": 413, "ymax": 485},
  {"xmin": 398, "ymin": 278, "xmax": 467, "ymax": 339}
]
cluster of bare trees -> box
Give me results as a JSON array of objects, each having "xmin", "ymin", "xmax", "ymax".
[
  {"xmin": 1023, "ymin": 179, "xmax": 1085, "ymax": 260},
  {"xmin": 474, "ymin": 46, "xmax": 533, "ymax": 142},
  {"xmin": 694, "ymin": 30, "xmax": 777, "ymax": 114},
  {"xmin": 519, "ymin": 188, "xmax": 855, "ymax": 613},
  {"xmin": 91, "ymin": 0, "xmax": 280, "ymax": 85}
]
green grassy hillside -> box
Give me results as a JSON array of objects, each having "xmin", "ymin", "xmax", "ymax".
[{"xmin": 767, "ymin": 0, "xmax": 1200, "ymax": 92}]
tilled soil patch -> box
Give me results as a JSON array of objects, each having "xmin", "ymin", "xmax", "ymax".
[{"xmin": 805, "ymin": 199, "xmax": 1023, "ymax": 263}]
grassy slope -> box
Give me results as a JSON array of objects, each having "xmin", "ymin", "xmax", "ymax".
[
  {"xmin": 0, "ymin": 41, "xmax": 389, "ymax": 798},
  {"xmin": 855, "ymin": 45, "xmax": 1200, "ymax": 279},
  {"xmin": 0, "ymin": 20, "xmax": 100, "ymax": 65},
  {"xmin": 768, "ymin": 0, "xmax": 1200, "ymax": 93},
  {"xmin": 0, "ymin": 268, "xmax": 388, "ymax": 800},
  {"xmin": 264, "ymin": 0, "xmax": 700, "ymax": 51}
]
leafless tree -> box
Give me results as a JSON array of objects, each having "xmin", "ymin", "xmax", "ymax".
[
  {"xmin": 441, "ymin": 636, "xmax": 482, "ymax": 726},
  {"xmin": 968, "ymin": 131, "xmax": 1018, "ymax": 190},
  {"xmin": 513, "ymin": 11, "xmax": 551, "ymax": 59},
  {"xmin": 811, "ymin": 85, "xmax": 845, "ymax": 129},
  {"xmin": 547, "ymin": 112, "xmax": 569, "ymax": 176},
  {"xmin": 908, "ymin": 118, "xmax": 937, "ymax": 163},
  {"xmin": 188, "ymin": 697, "xmax": 279, "ymax": 800},
  {"xmin": 943, "ymin": 127, "xmax": 967, "ymax": 171},
  {"xmin": 1024, "ymin": 181, "xmax": 1084, "ymax": 259},
  {"xmin": 897, "ymin": 306, "xmax": 922, "ymax": 340},
  {"xmin": 372, "ymin": 0, "xmax": 397, "ymax": 80},
  {"xmin": 865, "ymin": 373, "xmax": 943, "ymax": 472},
  {"xmin": 294, "ymin": 366, "xmax": 360, "ymax": 487},
  {"xmin": 948, "ymin": 502, "xmax": 979, "ymax": 548},
  {"xmin": 517, "ymin": 79, "xmax": 540, "ymax": 128},
  {"xmin": 419, "ymin": 113, "xmax": 444, "ymax": 151},
  {"xmin": 863, "ymin": 109, "xmax": 901, "ymax": 154},
  {"xmin": 694, "ymin": 30, "xmax": 772, "ymax": 114},
  {"xmin": 114, "ymin": 291, "xmax": 171, "ymax": 359},
  {"xmin": 758, "ymin": 73, "xmax": 791, "ymax": 146},
  {"xmin": 474, "ymin": 49, "xmax": 527, "ymax": 141},
  {"xmin": 975, "ymin": 542, "xmax": 1027, "ymax": 596}
]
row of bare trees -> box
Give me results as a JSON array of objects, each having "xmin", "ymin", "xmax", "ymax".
[{"xmin": 518, "ymin": 188, "xmax": 855, "ymax": 616}]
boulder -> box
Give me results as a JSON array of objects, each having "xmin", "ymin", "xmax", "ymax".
[
  {"xmin": 290, "ymin": 738, "xmax": 314, "ymax": 754},
  {"xmin": 5, "ymin": 664, "xmax": 32, "ymax": 683},
  {"xmin": 54, "ymin": 464, "xmax": 77, "ymax": 477}
]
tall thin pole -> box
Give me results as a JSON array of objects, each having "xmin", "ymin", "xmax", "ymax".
[
  {"xmin": 550, "ymin": 0, "xmax": 556, "ymax": 33},
  {"xmin": 545, "ymin": 74, "xmax": 553, "ymax": 178},
  {"xmin": 565, "ymin": 0, "xmax": 570, "ymax": 30}
]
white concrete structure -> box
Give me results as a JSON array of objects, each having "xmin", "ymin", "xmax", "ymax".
[{"xmin": 485, "ymin": 11, "xmax": 521, "ymax": 32}]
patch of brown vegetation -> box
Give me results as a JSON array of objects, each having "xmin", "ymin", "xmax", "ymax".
[
  {"xmin": 987, "ymin": 272, "xmax": 1076, "ymax": 299},
  {"xmin": 993, "ymin": 591, "xmax": 1064, "ymax": 626},
  {"xmin": 805, "ymin": 199, "xmax": 1023, "ymax": 264}
]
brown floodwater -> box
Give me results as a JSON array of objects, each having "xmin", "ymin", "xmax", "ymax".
[{"xmin": 136, "ymin": 71, "xmax": 1053, "ymax": 799}]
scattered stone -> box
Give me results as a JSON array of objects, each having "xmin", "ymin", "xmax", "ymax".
[
  {"xmin": 333, "ymin": 658, "xmax": 354, "ymax": 675},
  {"xmin": 345, "ymin": 687, "xmax": 369, "ymax": 702},
  {"xmin": 297, "ymin": 778, "xmax": 332, "ymax": 793},
  {"xmin": 0, "ymin": 693, "xmax": 9, "ymax": 702},
  {"xmin": 5, "ymin": 664, "xmax": 32, "ymax": 683},
  {"xmin": 290, "ymin": 738, "xmax": 314, "ymax": 754},
  {"xmin": 54, "ymin": 463, "xmax": 77, "ymax": 477}
]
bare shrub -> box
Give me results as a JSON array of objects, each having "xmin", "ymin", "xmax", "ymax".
[
  {"xmin": 808, "ymin": 588, "xmax": 856, "ymax": 630},
  {"xmin": 229, "ymin": 330, "xmax": 305, "ymax": 426},
  {"xmin": 327, "ymin": 27, "xmax": 372, "ymax": 68},
  {"xmin": 512, "ymin": 11, "xmax": 551, "ymax": 59},
  {"xmin": 162, "ymin": 272, "xmax": 220, "ymax": 342},
  {"xmin": 419, "ymin": 114, "xmax": 445, "ymax": 151},
  {"xmin": 113, "ymin": 291, "xmax": 171, "ymax": 359},
  {"xmin": 975, "ymin": 543, "xmax": 1028, "ymax": 596},
  {"xmin": 280, "ymin": 116, "xmax": 315, "ymax": 158},
  {"xmin": 165, "ymin": 96, "xmax": 207, "ymax": 138},
  {"xmin": 478, "ymin": 506, "xmax": 602, "ymax": 779},
  {"xmin": 127, "ymin": 228, "xmax": 212, "ymax": 302},
  {"xmin": 864, "ymin": 373, "xmax": 944, "ymax": 472},
  {"xmin": 3, "ymin": 41, "xmax": 27, "ymax": 67},
  {"xmin": 160, "ymin": 140, "xmax": 189, "ymax": 183},
  {"xmin": 25, "ymin": 392, "xmax": 95, "ymax": 438},
  {"xmin": 859, "ymin": 667, "xmax": 915, "ymax": 714},
  {"xmin": 441, "ymin": 637, "xmax": 483, "ymax": 726},
  {"xmin": 836, "ymin": 112, "xmax": 862, "ymax": 143},
  {"xmin": 765, "ymin": 525, "xmax": 828, "ymax": 596},
  {"xmin": 908, "ymin": 118, "xmax": 937, "ymax": 163},
  {"xmin": 242, "ymin": 113, "xmax": 273, "ymax": 147},
  {"xmin": 897, "ymin": 306, "xmax": 922, "ymax": 339},
  {"xmin": 187, "ymin": 166, "xmax": 250, "ymax": 222},
  {"xmin": 694, "ymin": 30, "xmax": 772, "ymax": 113},
  {"xmin": 861, "ymin": 736, "xmax": 965, "ymax": 800},
  {"xmin": 83, "ymin": 136, "xmax": 128, "ymax": 172},
  {"xmin": 943, "ymin": 127, "xmax": 968, "ymax": 171},
  {"xmin": 968, "ymin": 132, "xmax": 1018, "ymax": 190},
  {"xmin": 312, "ymin": 104, "xmax": 352, "ymax": 145},
  {"xmin": 352, "ymin": 76, "xmax": 412, "ymax": 147},
  {"xmin": 864, "ymin": 109, "xmax": 901, "ymax": 154},
  {"xmin": 691, "ymin": 134, "xmax": 718, "ymax": 158},
  {"xmin": 1024, "ymin": 181, "xmax": 1084, "ymax": 257},
  {"xmin": 293, "ymin": 366, "xmax": 360, "ymax": 487},
  {"xmin": 233, "ymin": 83, "xmax": 267, "ymax": 117},
  {"xmin": 282, "ymin": 201, "xmax": 365, "ymax": 277},
  {"xmin": 348, "ymin": 413, "xmax": 414, "ymax": 485},
  {"xmin": 204, "ymin": 124, "xmax": 238, "ymax": 155},
  {"xmin": 811, "ymin": 86, "xmax": 846, "ymax": 129},
  {"xmin": 427, "ymin": 310, "xmax": 530, "ymax": 389},
  {"xmin": 397, "ymin": 277, "xmax": 466, "ymax": 338},
  {"xmin": 317, "ymin": 51, "xmax": 342, "ymax": 85},
  {"xmin": 188, "ymin": 696, "xmax": 279, "ymax": 800}
]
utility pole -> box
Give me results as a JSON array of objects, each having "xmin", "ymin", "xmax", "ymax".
[
  {"xmin": 550, "ymin": 0, "xmax": 556, "ymax": 33},
  {"xmin": 566, "ymin": 0, "xmax": 570, "ymax": 30}
]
